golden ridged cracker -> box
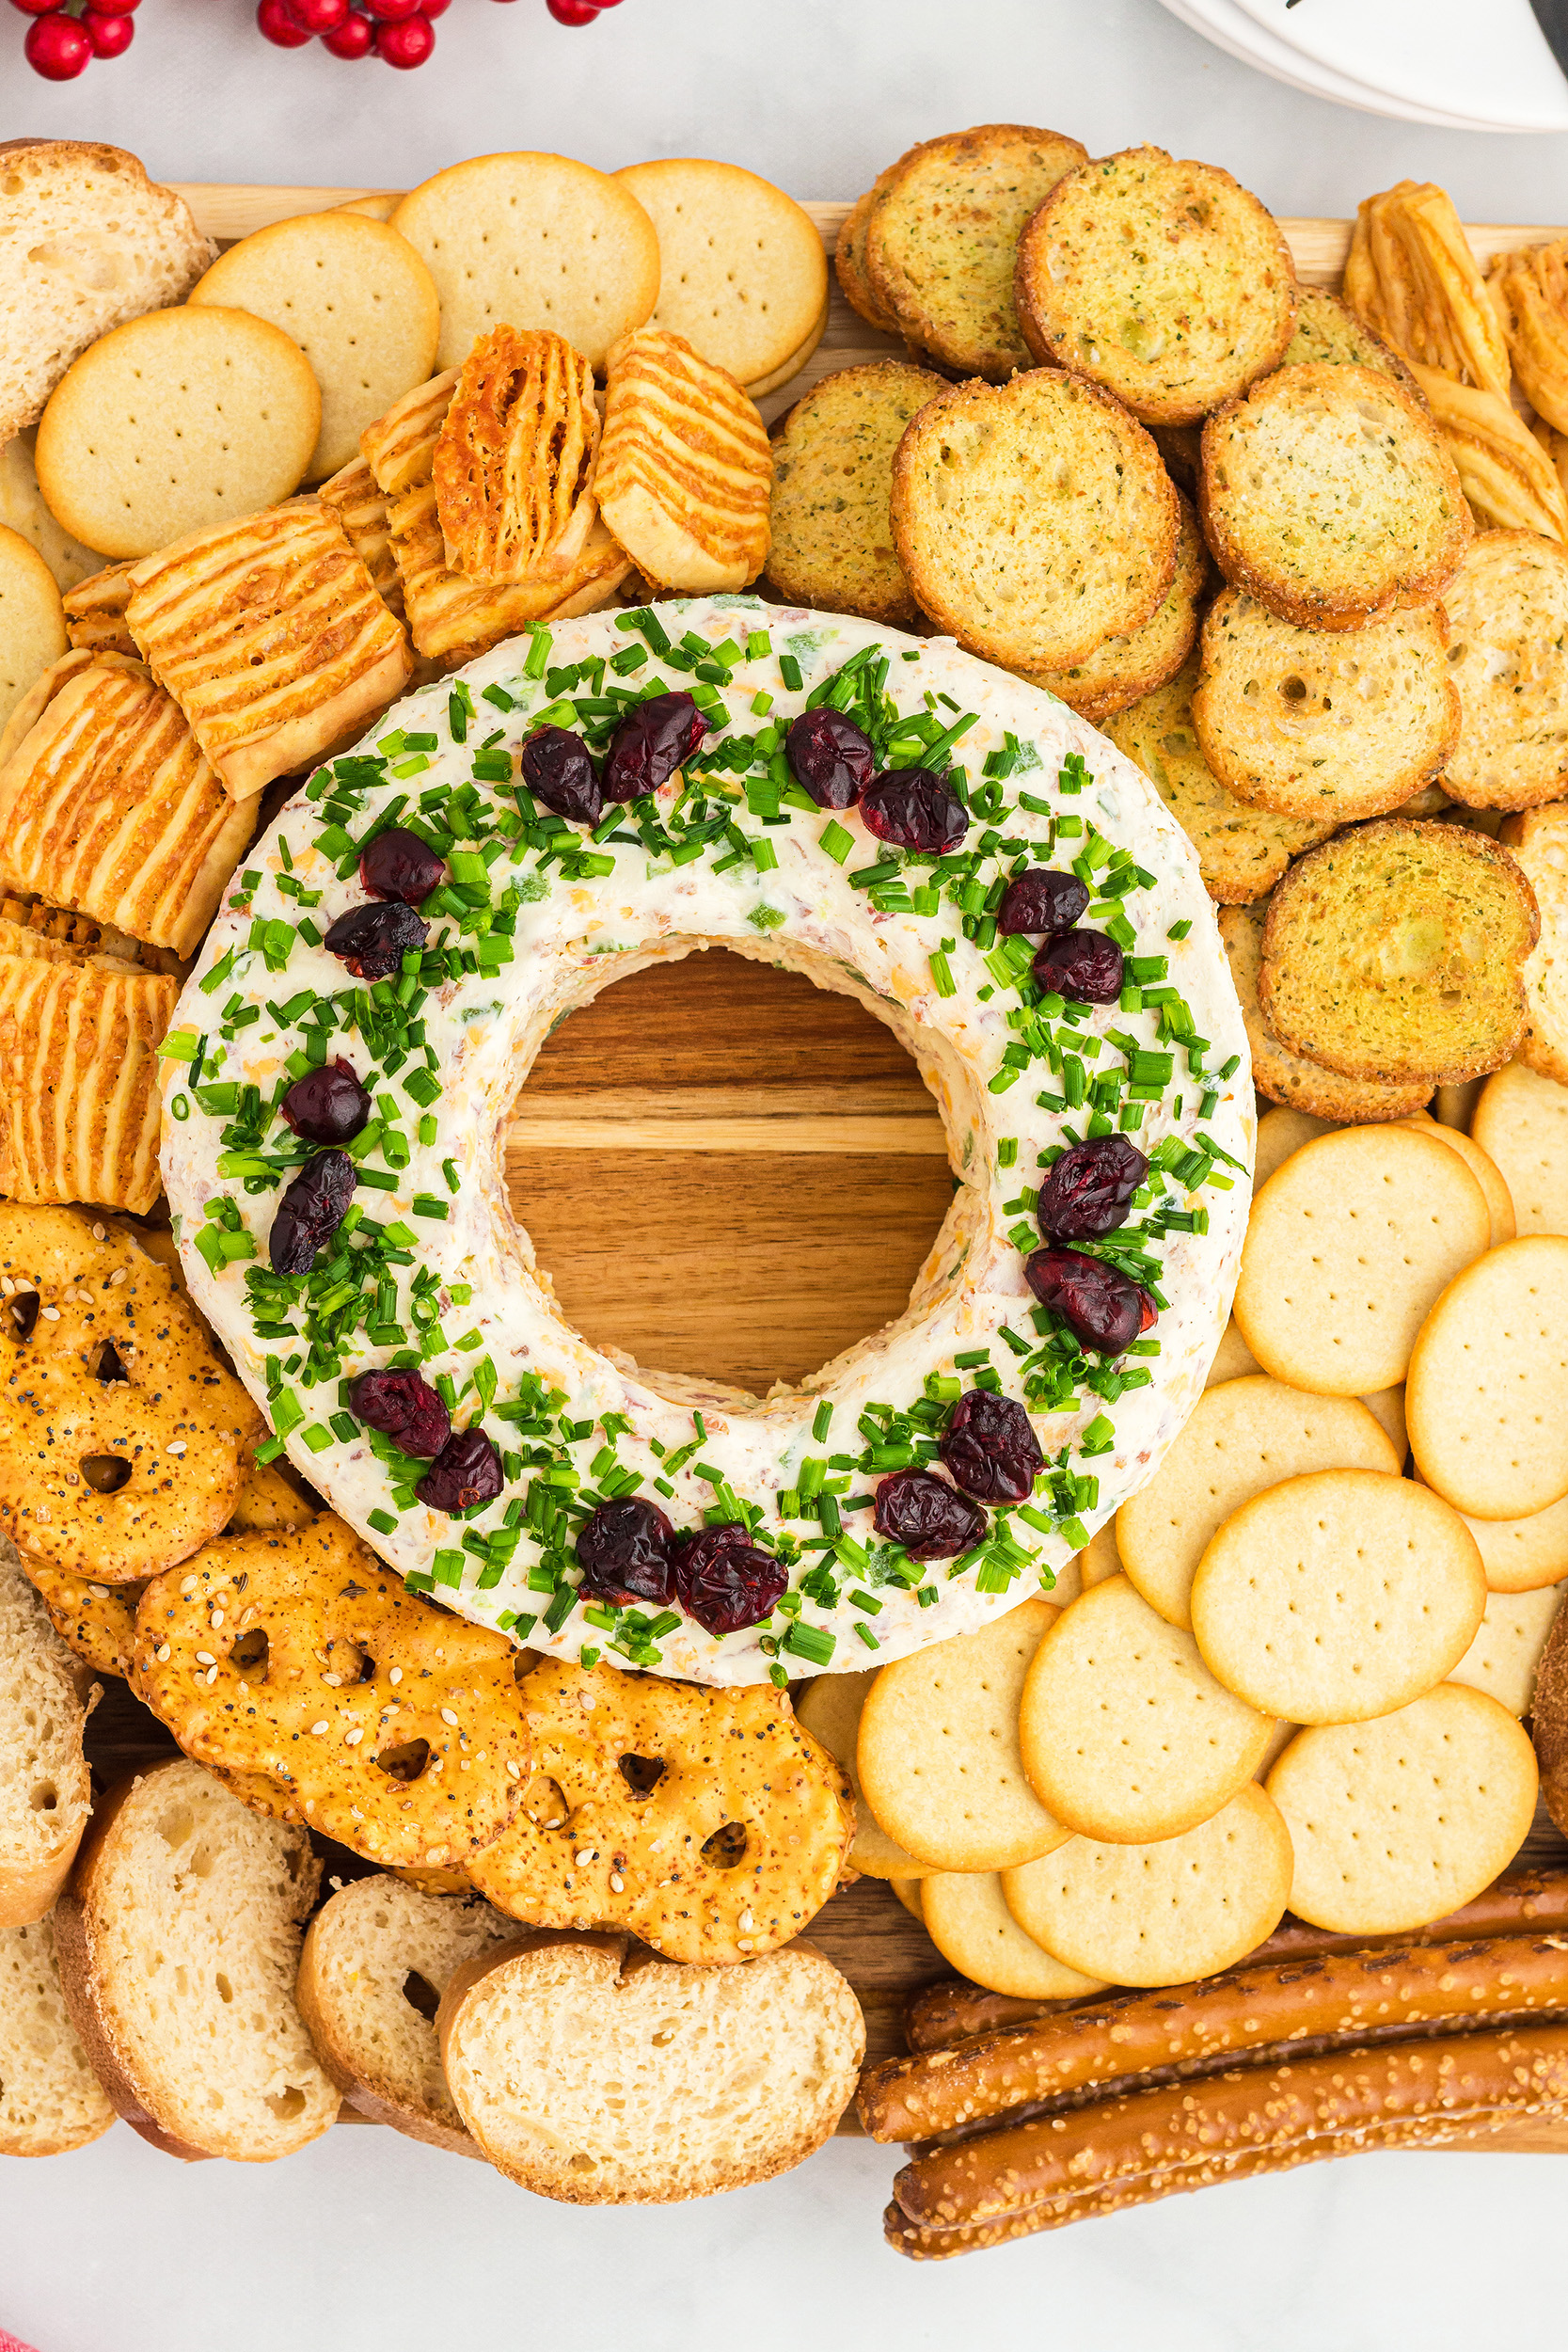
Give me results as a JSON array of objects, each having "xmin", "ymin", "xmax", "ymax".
[
  {"xmin": 596, "ymin": 327, "xmax": 771, "ymax": 595},
  {"xmin": 434, "ymin": 326, "xmax": 599, "ymax": 583},
  {"xmin": 61, "ymin": 563, "xmax": 135, "ymax": 659},
  {"xmin": 0, "ymin": 961, "xmax": 175, "ymax": 1215}
]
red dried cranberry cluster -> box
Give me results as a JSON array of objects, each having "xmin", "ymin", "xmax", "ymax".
[{"xmin": 10, "ymin": 0, "xmax": 137, "ymax": 83}]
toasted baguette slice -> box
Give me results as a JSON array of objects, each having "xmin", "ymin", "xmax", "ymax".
[
  {"xmin": 1501, "ymin": 803, "xmax": 1568, "ymax": 1085},
  {"xmin": 765, "ymin": 360, "xmax": 948, "ymax": 630},
  {"xmin": 1, "ymin": 1912, "xmax": 115, "ymax": 2155},
  {"xmin": 1259, "ymin": 819, "xmax": 1540, "ymax": 1086},
  {"xmin": 1440, "ymin": 532, "xmax": 1568, "ymax": 812},
  {"xmin": 0, "ymin": 141, "xmax": 214, "ymax": 445},
  {"xmin": 1026, "ymin": 487, "xmax": 1208, "ymax": 722},
  {"xmin": 892, "ymin": 370, "xmax": 1178, "ymax": 673},
  {"xmin": 1105, "ymin": 658, "xmax": 1336, "ymax": 904},
  {"xmin": 1015, "ymin": 144, "xmax": 1295, "ymax": 425},
  {"xmin": 53, "ymin": 1757, "xmax": 337, "ymax": 2161},
  {"xmin": 438, "ymin": 1929, "xmax": 864, "ymax": 2202},
  {"xmin": 1193, "ymin": 588, "xmax": 1459, "ymax": 822},
  {"xmin": 0, "ymin": 1535, "xmax": 94, "ymax": 1928},
  {"xmin": 833, "ymin": 177, "xmax": 901, "ymax": 335},
  {"xmin": 1282, "ymin": 287, "xmax": 1426, "ymax": 404},
  {"xmin": 296, "ymin": 1876, "xmax": 515, "ymax": 2155},
  {"xmin": 1219, "ymin": 903, "xmax": 1433, "ymax": 1120},
  {"xmin": 1200, "ymin": 363, "xmax": 1471, "ymax": 631}
]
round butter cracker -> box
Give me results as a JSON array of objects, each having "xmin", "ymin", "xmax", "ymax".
[
  {"xmin": 795, "ymin": 1666, "xmax": 932, "ymax": 1881},
  {"xmin": 0, "ymin": 522, "xmax": 66, "ymax": 737},
  {"xmin": 921, "ymin": 1871, "xmax": 1106, "ymax": 2003},
  {"xmin": 1449, "ymin": 1581, "xmax": 1565, "ymax": 1718},
  {"xmin": 1472, "ymin": 1060, "xmax": 1568, "ymax": 1239},
  {"xmin": 614, "ymin": 158, "xmax": 828, "ymax": 391},
  {"xmin": 1407, "ymin": 1235, "xmax": 1568, "ymax": 1520},
  {"xmin": 1393, "ymin": 1114, "xmax": 1515, "ymax": 1247}
]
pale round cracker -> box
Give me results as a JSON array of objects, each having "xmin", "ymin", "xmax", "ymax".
[
  {"xmin": 1407, "ymin": 1235, "xmax": 1568, "ymax": 1519},
  {"xmin": 189, "ymin": 212, "xmax": 440, "ymax": 484},
  {"xmin": 1472, "ymin": 1060, "xmax": 1568, "ymax": 1238},
  {"xmin": 1452, "ymin": 1488, "xmax": 1568, "ymax": 1595},
  {"xmin": 1117, "ymin": 1376, "xmax": 1399, "ymax": 1631},
  {"xmin": 335, "ymin": 194, "xmax": 400, "ymax": 223},
  {"xmin": 0, "ymin": 522, "xmax": 66, "ymax": 737},
  {"xmin": 614, "ymin": 159, "xmax": 828, "ymax": 390},
  {"xmin": 1205, "ymin": 1319, "xmax": 1261, "ymax": 1388},
  {"xmin": 744, "ymin": 297, "xmax": 830, "ymax": 401},
  {"xmin": 1393, "ymin": 1115, "xmax": 1515, "ymax": 1248},
  {"xmin": 1254, "ymin": 1104, "xmax": 1338, "ymax": 1189},
  {"xmin": 1257, "ymin": 1718, "xmax": 1299, "ymax": 1777},
  {"xmin": 890, "ymin": 1877, "xmax": 925, "ymax": 1922},
  {"xmin": 1017, "ymin": 1576, "xmax": 1275, "ymax": 1844},
  {"xmin": 34, "ymin": 308, "xmax": 320, "ymax": 562},
  {"xmin": 1266, "ymin": 1683, "xmax": 1539, "ymax": 1934},
  {"xmin": 1233, "ymin": 1125, "xmax": 1492, "ymax": 1395},
  {"xmin": 921, "ymin": 1871, "xmax": 1106, "ymax": 2002},
  {"xmin": 1002, "ymin": 1785, "xmax": 1292, "ymax": 1989},
  {"xmin": 393, "ymin": 153, "xmax": 660, "ymax": 375},
  {"xmin": 794, "ymin": 1666, "xmax": 932, "ymax": 1880},
  {"xmin": 1449, "ymin": 1581, "xmax": 1565, "ymax": 1717},
  {"xmin": 1191, "ymin": 1469, "xmax": 1485, "ymax": 1724},
  {"xmin": 0, "ymin": 429, "xmax": 103, "ymax": 593},
  {"xmin": 1359, "ymin": 1384, "xmax": 1408, "ymax": 1462},
  {"xmin": 856, "ymin": 1597, "xmax": 1069, "ymax": 1871}
]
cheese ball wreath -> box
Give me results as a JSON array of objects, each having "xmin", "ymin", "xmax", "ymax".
[{"xmin": 160, "ymin": 598, "xmax": 1251, "ymax": 1686}]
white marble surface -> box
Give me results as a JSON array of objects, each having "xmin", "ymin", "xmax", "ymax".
[{"xmin": 6, "ymin": 6, "xmax": 1568, "ymax": 2344}]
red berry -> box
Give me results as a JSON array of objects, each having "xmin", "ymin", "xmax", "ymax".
[
  {"xmin": 24, "ymin": 11, "xmax": 91, "ymax": 72},
  {"xmin": 546, "ymin": 0, "xmax": 601, "ymax": 20},
  {"xmin": 324, "ymin": 9, "xmax": 372, "ymax": 53},
  {"xmin": 374, "ymin": 12, "xmax": 433, "ymax": 59},
  {"xmin": 84, "ymin": 7, "xmax": 133, "ymax": 51},
  {"xmin": 365, "ymin": 0, "xmax": 422, "ymax": 16},
  {"xmin": 287, "ymin": 0, "xmax": 349, "ymax": 26},
  {"xmin": 421, "ymin": 0, "xmax": 451, "ymax": 13},
  {"xmin": 10, "ymin": 0, "xmax": 64, "ymax": 18},
  {"xmin": 85, "ymin": 0, "xmax": 140, "ymax": 11},
  {"xmin": 257, "ymin": 0, "xmax": 312, "ymax": 43}
]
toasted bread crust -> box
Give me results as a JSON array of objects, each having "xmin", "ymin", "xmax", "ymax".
[
  {"xmin": 892, "ymin": 370, "xmax": 1178, "ymax": 673},
  {"xmin": 1440, "ymin": 532, "xmax": 1568, "ymax": 812},
  {"xmin": 1259, "ymin": 819, "xmax": 1539, "ymax": 1086},
  {"xmin": 765, "ymin": 359, "xmax": 947, "ymax": 628},
  {"xmin": 1200, "ymin": 363, "xmax": 1471, "ymax": 631},
  {"xmin": 1283, "ymin": 287, "xmax": 1427, "ymax": 405},
  {"xmin": 1219, "ymin": 902, "xmax": 1433, "ymax": 1119},
  {"xmin": 1025, "ymin": 487, "xmax": 1208, "ymax": 720},
  {"xmin": 834, "ymin": 183, "xmax": 902, "ymax": 336},
  {"xmin": 1015, "ymin": 144, "xmax": 1296, "ymax": 426}
]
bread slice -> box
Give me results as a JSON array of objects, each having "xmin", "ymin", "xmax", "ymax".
[
  {"xmin": 1105, "ymin": 658, "xmax": 1336, "ymax": 904},
  {"xmin": 1192, "ymin": 588, "xmax": 1459, "ymax": 822},
  {"xmin": 833, "ymin": 178, "xmax": 901, "ymax": 336},
  {"xmin": 1439, "ymin": 532, "xmax": 1568, "ymax": 811},
  {"xmin": 865, "ymin": 125, "xmax": 1086, "ymax": 381},
  {"xmin": 765, "ymin": 360, "xmax": 947, "ymax": 628},
  {"xmin": 296, "ymin": 1875, "xmax": 516, "ymax": 2155},
  {"xmin": 0, "ymin": 1534, "xmax": 95, "ymax": 1928},
  {"xmin": 53, "ymin": 1757, "xmax": 338, "ymax": 2161},
  {"xmin": 438, "ymin": 1928, "xmax": 864, "ymax": 2202},
  {"xmin": 1199, "ymin": 363, "xmax": 1471, "ymax": 630},
  {"xmin": 1500, "ymin": 803, "xmax": 1568, "ymax": 1084},
  {"xmin": 0, "ymin": 140, "xmax": 214, "ymax": 445},
  {"xmin": 1219, "ymin": 902, "xmax": 1433, "ymax": 1120},
  {"xmin": 1282, "ymin": 287, "xmax": 1426, "ymax": 405},
  {"xmin": 1015, "ymin": 144, "xmax": 1296, "ymax": 426},
  {"xmin": 891, "ymin": 370, "xmax": 1178, "ymax": 673},
  {"xmin": 1, "ymin": 1912, "xmax": 115, "ymax": 2155},
  {"xmin": 1259, "ymin": 818, "xmax": 1540, "ymax": 1086},
  {"xmin": 1027, "ymin": 486, "xmax": 1208, "ymax": 721}
]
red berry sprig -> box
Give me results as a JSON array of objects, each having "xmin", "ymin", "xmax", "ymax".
[
  {"xmin": 256, "ymin": 0, "xmax": 627, "ymax": 62},
  {"xmin": 11, "ymin": 0, "xmax": 137, "ymax": 81}
]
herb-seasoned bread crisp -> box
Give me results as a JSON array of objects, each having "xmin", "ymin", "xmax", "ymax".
[
  {"xmin": 1106, "ymin": 661, "xmax": 1336, "ymax": 904},
  {"xmin": 1219, "ymin": 902, "xmax": 1433, "ymax": 1120},
  {"xmin": 1281, "ymin": 287, "xmax": 1425, "ymax": 404},
  {"xmin": 765, "ymin": 361, "xmax": 947, "ymax": 628},
  {"xmin": 834, "ymin": 177, "xmax": 901, "ymax": 335},
  {"xmin": 1199, "ymin": 363, "xmax": 1471, "ymax": 630},
  {"xmin": 1500, "ymin": 803, "xmax": 1568, "ymax": 1085},
  {"xmin": 296, "ymin": 1874, "xmax": 515, "ymax": 2155},
  {"xmin": 864, "ymin": 124, "xmax": 1087, "ymax": 381},
  {"xmin": 891, "ymin": 370, "xmax": 1178, "ymax": 673},
  {"xmin": 1027, "ymin": 486, "xmax": 1208, "ymax": 722},
  {"xmin": 0, "ymin": 139, "xmax": 214, "ymax": 444},
  {"xmin": 1258, "ymin": 819, "xmax": 1540, "ymax": 1086},
  {"xmin": 0, "ymin": 1535, "xmax": 94, "ymax": 1928},
  {"xmin": 438, "ymin": 1928, "xmax": 863, "ymax": 2202},
  {"xmin": 1439, "ymin": 532, "xmax": 1568, "ymax": 811},
  {"xmin": 1015, "ymin": 145, "xmax": 1296, "ymax": 425},
  {"xmin": 53, "ymin": 1758, "xmax": 338, "ymax": 2160},
  {"xmin": 0, "ymin": 1912, "xmax": 114, "ymax": 2155},
  {"xmin": 1192, "ymin": 589, "xmax": 1459, "ymax": 822}
]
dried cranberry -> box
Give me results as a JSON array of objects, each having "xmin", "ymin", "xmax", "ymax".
[
  {"xmin": 785, "ymin": 707, "xmax": 875, "ymax": 809},
  {"xmin": 673, "ymin": 1523, "xmax": 787, "ymax": 1637},
  {"xmin": 520, "ymin": 725, "xmax": 602, "ymax": 826},
  {"xmin": 349, "ymin": 1369, "xmax": 451, "ymax": 1459},
  {"xmin": 602, "ymin": 691, "xmax": 707, "ymax": 803},
  {"xmin": 998, "ymin": 868, "xmax": 1090, "ymax": 938},
  {"xmin": 281, "ymin": 1058, "xmax": 371, "ymax": 1145},
  {"xmin": 324, "ymin": 900, "xmax": 427, "ymax": 981},
  {"xmin": 873, "ymin": 1469, "xmax": 987, "ymax": 1561},
  {"xmin": 1033, "ymin": 928, "xmax": 1124, "ymax": 1004},
  {"xmin": 1037, "ymin": 1135, "xmax": 1148, "ymax": 1242},
  {"xmin": 939, "ymin": 1389, "xmax": 1044, "ymax": 1505},
  {"xmin": 416, "ymin": 1427, "xmax": 504, "ymax": 1514},
  {"xmin": 359, "ymin": 826, "xmax": 445, "ymax": 906},
  {"xmin": 268, "ymin": 1150, "xmax": 357, "ymax": 1274},
  {"xmin": 1025, "ymin": 1246, "xmax": 1148, "ymax": 1354},
  {"xmin": 576, "ymin": 1497, "xmax": 676, "ymax": 1608},
  {"xmin": 859, "ymin": 768, "xmax": 969, "ymax": 853}
]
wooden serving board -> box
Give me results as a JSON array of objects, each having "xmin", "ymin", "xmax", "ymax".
[{"xmin": 80, "ymin": 184, "xmax": 1568, "ymax": 2157}]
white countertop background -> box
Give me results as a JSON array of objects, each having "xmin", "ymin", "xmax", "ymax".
[{"xmin": 4, "ymin": 4, "xmax": 1568, "ymax": 2344}]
